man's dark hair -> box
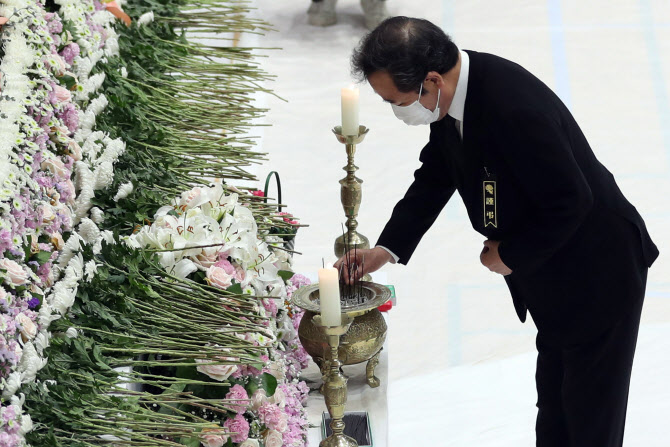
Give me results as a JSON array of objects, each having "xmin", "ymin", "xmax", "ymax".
[{"xmin": 351, "ymin": 16, "xmax": 459, "ymax": 93}]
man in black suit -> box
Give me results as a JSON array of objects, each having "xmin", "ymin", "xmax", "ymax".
[{"xmin": 334, "ymin": 16, "xmax": 659, "ymax": 447}]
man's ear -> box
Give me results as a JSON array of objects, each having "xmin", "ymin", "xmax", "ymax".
[{"xmin": 425, "ymin": 71, "xmax": 445, "ymax": 87}]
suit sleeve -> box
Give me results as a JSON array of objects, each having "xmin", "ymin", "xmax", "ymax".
[
  {"xmin": 496, "ymin": 108, "xmax": 593, "ymax": 275},
  {"xmin": 376, "ymin": 137, "xmax": 457, "ymax": 265}
]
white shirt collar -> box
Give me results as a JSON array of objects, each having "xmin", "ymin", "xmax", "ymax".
[{"xmin": 447, "ymin": 50, "xmax": 469, "ymax": 122}]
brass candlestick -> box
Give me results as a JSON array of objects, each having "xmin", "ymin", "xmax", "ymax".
[
  {"xmin": 313, "ymin": 313, "xmax": 358, "ymax": 447},
  {"xmin": 332, "ymin": 126, "xmax": 370, "ymax": 265}
]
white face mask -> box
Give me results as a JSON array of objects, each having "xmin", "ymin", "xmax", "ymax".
[{"xmin": 391, "ymin": 83, "xmax": 441, "ymax": 126}]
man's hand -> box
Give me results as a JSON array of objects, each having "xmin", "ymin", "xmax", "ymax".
[
  {"xmin": 333, "ymin": 246, "xmax": 394, "ymax": 284},
  {"xmin": 480, "ymin": 240, "xmax": 513, "ymax": 276}
]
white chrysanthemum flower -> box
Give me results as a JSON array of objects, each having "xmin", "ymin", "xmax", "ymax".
[
  {"xmin": 19, "ymin": 411, "xmax": 33, "ymax": 435},
  {"xmin": 84, "ymin": 260, "xmax": 98, "ymax": 282},
  {"xmin": 18, "ymin": 342, "xmax": 48, "ymax": 383},
  {"xmin": 1, "ymin": 372, "xmax": 21, "ymax": 399},
  {"xmin": 93, "ymin": 161, "xmax": 113, "ymax": 190},
  {"xmin": 113, "ymin": 182, "xmax": 133, "ymax": 202},
  {"xmin": 73, "ymin": 55, "xmax": 92, "ymax": 79},
  {"xmin": 74, "ymin": 110, "xmax": 97, "ymax": 142},
  {"xmin": 74, "ymin": 163, "xmax": 96, "ymax": 222},
  {"xmin": 90, "ymin": 207, "xmax": 105, "ymax": 224},
  {"xmin": 87, "ymin": 94, "xmax": 108, "ymax": 116},
  {"xmin": 102, "ymin": 138, "xmax": 126, "ymax": 162},
  {"xmin": 65, "ymin": 327, "xmax": 79, "ymax": 338},
  {"xmin": 34, "ymin": 331, "xmax": 50, "ymax": 354},
  {"xmin": 138, "ymin": 11, "xmax": 154, "ymax": 25},
  {"xmin": 100, "ymin": 230, "xmax": 115, "ymax": 245},
  {"xmin": 78, "ymin": 218, "xmax": 100, "ymax": 244},
  {"xmin": 50, "ymin": 283, "xmax": 77, "ymax": 315},
  {"xmin": 103, "ymin": 37, "xmax": 119, "ymax": 57},
  {"xmin": 120, "ymin": 66, "xmax": 128, "ymax": 78},
  {"xmin": 81, "ymin": 130, "xmax": 104, "ymax": 159},
  {"xmin": 58, "ymin": 232, "xmax": 83, "ymax": 269}
]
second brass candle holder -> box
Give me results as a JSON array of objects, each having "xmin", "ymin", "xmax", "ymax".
[{"xmin": 312, "ymin": 313, "xmax": 358, "ymax": 447}]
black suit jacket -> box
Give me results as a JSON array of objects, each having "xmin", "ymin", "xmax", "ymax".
[{"xmin": 377, "ymin": 50, "xmax": 659, "ymax": 345}]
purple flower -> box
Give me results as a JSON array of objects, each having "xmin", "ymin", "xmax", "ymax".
[
  {"xmin": 223, "ymin": 413, "xmax": 250, "ymax": 443},
  {"xmin": 60, "ymin": 103, "xmax": 79, "ymax": 133},
  {"xmin": 0, "ymin": 230, "xmax": 12, "ymax": 252},
  {"xmin": 60, "ymin": 43, "xmax": 80, "ymax": 65},
  {"xmin": 257, "ymin": 403, "xmax": 284, "ymax": 431},
  {"xmin": 224, "ymin": 384, "xmax": 249, "ymax": 413},
  {"xmin": 262, "ymin": 297, "xmax": 277, "ymax": 317},
  {"xmin": 27, "ymin": 298, "xmax": 40, "ymax": 309},
  {"xmin": 45, "ymin": 12, "xmax": 63, "ymax": 35},
  {"xmin": 289, "ymin": 273, "xmax": 311, "ymax": 290}
]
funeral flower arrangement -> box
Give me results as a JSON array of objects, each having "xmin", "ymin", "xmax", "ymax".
[
  {"xmin": 0, "ymin": 0, "xmax": 312, "ymax": 445},
  {"xmin": 126, "ymin": 183, "xmax": 312, "ymax": 447},
  {"xmin": 1, "ymin": 0, "xmax": 123, "ymax": 441}
]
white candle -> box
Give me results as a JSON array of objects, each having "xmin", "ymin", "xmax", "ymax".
[
  {"xmin": 318, "ymin": 263, "xmax": 341, "ymax": 326},
  {"xmin": 341, "ymin": 85, "xmax": 360, "ymax": 136}
]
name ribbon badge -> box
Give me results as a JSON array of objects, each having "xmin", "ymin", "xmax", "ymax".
[{"xmin": 483, "ymin": 180, "xmax": 497, "ymax": 228}]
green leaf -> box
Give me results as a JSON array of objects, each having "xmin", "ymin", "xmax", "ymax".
[
  {"xmin": 175, "ymin": 361, "xmax": 199, "ymax": 381},
  {"xmin": 179, "ymin": 436, "xmax": 201, "ymax": 447},
  {"xmin": 59, "ymin": 74, "xmax": 77, "ymax": 91},
  {"xmin": 35, "ymin": 250, "xmax": 52, "ymax": 264},
  {"xmin": 278, "ymin": 270, "xmax": 294, "ymax": 282},
  {"xmin": 167, "ymin": 382, "xmax": 186, "ymax": 393},
  {"xmin": 226, "ymin": 283, "xmax": 243, "ymax": 294},
  {"xmin": 260, "ymin": 372, "xmax": 277, "ymax": 397}
]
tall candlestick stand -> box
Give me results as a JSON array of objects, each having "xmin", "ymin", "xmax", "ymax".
[
  {"xmin": 312, "ymin": 313, "xmax": 358, "ymax": 447},
  {"xmin": 332, "ymin": 126, "xmax": 370, "ymax": 263}
]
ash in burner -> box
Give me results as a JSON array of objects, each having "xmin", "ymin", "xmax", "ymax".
[
  {"xmin": 339, "ymin": 284, "xmax": 371, "ymax": 308},
  {"xmin": 315, "ymin": 287, "xmax": 370, "ymax": 310}
]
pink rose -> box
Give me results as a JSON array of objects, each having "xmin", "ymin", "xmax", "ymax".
[
  {"xmin": 0, "ymin": 258, "xmax": 29, "ymax": 286},
  {"xmin": 275, "ymin": 413, "xmax": 288, "ymax": 433},
  {"xmin": 16, "ymin": 313, "xmax": 37, "ymax": 341},
  {"xmin": 67, "ymin": 140, "xmax": 82, "ymax": 161},
  {"xmin": 195, "ymin": 250, "xmax": 219, "ymax": 269},
  {"xmin": 264, "ymin": 361, "xmax": 286, "ymax": 381},
  {"xmin": 262, "ymin": 429, "xmax": 283, "ymax": 447},
  {"xmin": 200, "ymin": 427, "xmax": 228, "ymax": 447},
  {"xmin": 41, "ymin": 157, "xmax": 68, "ymax": 179},
  {"xmin": 196, "ymin": 350, "xmax": 238, "ymax": 381},
  {"xmin": 63, "ymin": 179, "xmax": 76, "ymax": 205},
  {"xmin": 40, "ymin": 205, "xmax": 56, "ymax": 223},
  {"xmin": 239, "ymin": 439, "xmax": 260, "ymax": 447},
  {"xmin": 250, "ymin": 389, "xmax": 268, "ymax": 411},
  {"xmin": 234, "ymin": 265, "xmax": 245, "ymax": 282},
  {"xmin": 50, "ymin": 233, "xmax": 64, "ymax": 250},
  {"xmin": 206, "ymin": 265, "xmax": 234, "ymax": 290},
  {"xmin": 225, "ymin": 384, "xmax": 249, "ymax": 413},
  {"xmin": 53, "ymin": 85, "xmax": 71, "ymax": 103},
  {"xmin": 269, "ymin": 387, "xmax": 286, "ymax": 408},
  {"xmin": 223, "ymin": 413, "xmax": 250, "ymax": 443}
]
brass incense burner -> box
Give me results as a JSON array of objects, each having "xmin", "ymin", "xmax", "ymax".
[{"xmin": 292, "ymin": 282, "xmax": 390, "ymax": 389}]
